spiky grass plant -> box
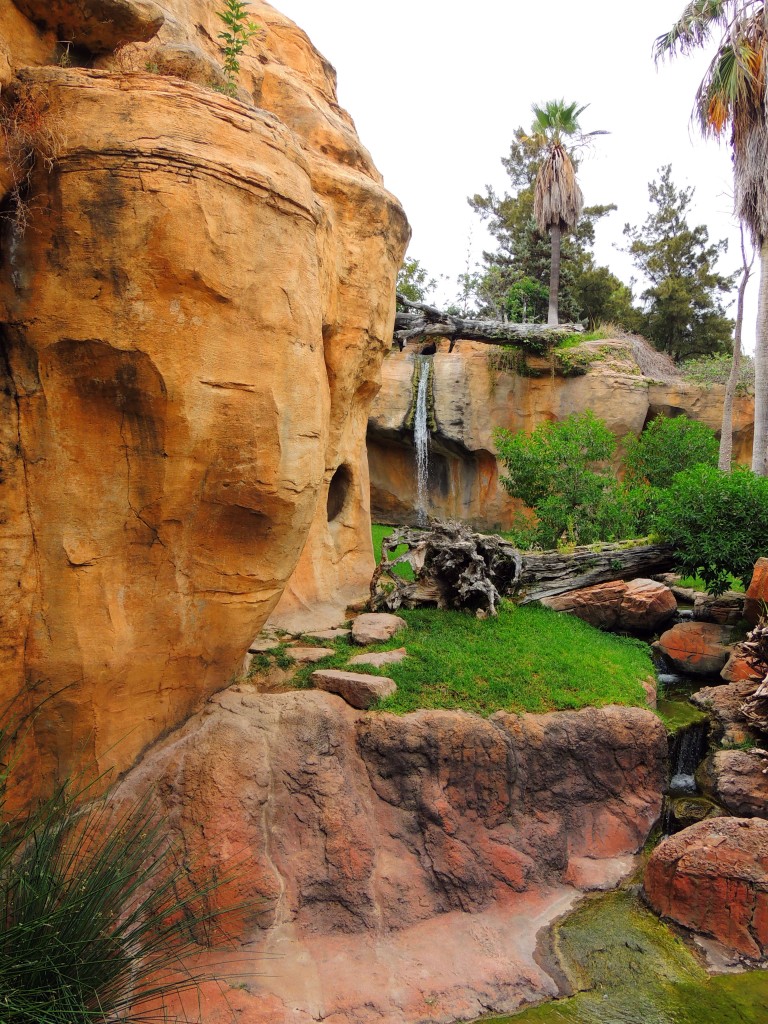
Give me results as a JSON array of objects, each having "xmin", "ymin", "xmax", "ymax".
[{"xmin": 0, "ymin": 709, "xmax": 243, "ymax": 1023}]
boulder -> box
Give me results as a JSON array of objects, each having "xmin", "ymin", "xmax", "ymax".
[
  {"xmin": 693, "ymin": 590, "xmax": 745, "ymax": 626},
  {"xmin": 691, "ymin": 679, "xmax": 758, "ymax": 745},
  {"xmin": 0, "ymin": 2, "xmax": 409, "ymax": 788},
  {"xmin": 542, "ymin": 578, "xmax": 676, "ymax": 633},
  {"xmin": 745, "ymin": 557, "xmax": 768, "ymax": 626},
  {"xmin": 721, "ymin": 651, "xmax": 762, "ymax": 684},
  {"xmin": 349, "ymin": 647, "xmax": 407, "ymax": 668},
  {"xmin": 351, "ymin": 613, "xmax": 407, "ymax": 646},
  {"xmin": 697, "ymin": 750, "xmax": 768, "ymax": 819},
  {"xmin": 311, "ymin": 669, "xmax": 397, "ymax": 709},
  {"xmin": 113, "ymin": 690, "xmax": 667, "ymax": 1024},
  {"xmin": 645, "ymin": 818, "xmax": 768, "ymax": 959},
  {"xmin": 655, "ymin": 622, "xmax": 734, "ymax": 676}
]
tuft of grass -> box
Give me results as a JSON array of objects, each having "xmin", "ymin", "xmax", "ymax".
[
  {"xmin": 678, "ymin": 573, "xmax": 744, "ymax": 593},
  {"xmin": 290, "ymin": 602, "xmax": 652, "ymax": 716}
]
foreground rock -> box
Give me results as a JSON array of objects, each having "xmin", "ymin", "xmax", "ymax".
[
  {"xmin": 542, "ymin": 578, "xmax": 676, "ymax": 633},
  {"xmin": 312, "ymin": 669, "xmax": 397, "ymax": 709},
  {"xmin": 0, "ymin": 2, "xmax": 408, "ymax": 786},
  {"xmin": 351, "ymin": 612, "xmax": 407, "ymax": 645},
  {"xmin": 697, "ymin": 750, "xmax": 768, "ymax": 819},
  {"xmin": 115, "ymin": 691, "xmax": 667, "ymax": 1024},
  {"xmin": 655, "ymin": 622, "xmax": 733, "ymax": 676},
  {"xmin": 645, "ymin": 818, "xmax": 768, "ymax": 959}
]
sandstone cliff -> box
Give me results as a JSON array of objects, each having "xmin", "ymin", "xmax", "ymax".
[
  {"xmin": 369, "ymin": 338, "xmax": 755, "ymax": 531},
  {"xmin": 113, "ymin": 688, "xmax": 668, "ymax": 1024},
  {"xmin": 0, "ymin": 0, "xmax": 409, "ymax": 786}
]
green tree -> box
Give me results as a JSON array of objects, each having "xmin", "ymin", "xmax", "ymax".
[
  {"xmin": 396, "ymin": 256, "xmax": 437, "ymax": 304},
  {"xmin": 622, "ymin": 414, "xmax": 719, "ymax": 486},
  {"xmin": 217, "ymin": 0, "xmax": 259, "ymax": 96},
  {"xmin": 624, "ymin": 165, "xmax": 734, "ymax": 361},
  {"xmin": 655, "ymin": 1, "xmax": 768, "ymax": 474}
]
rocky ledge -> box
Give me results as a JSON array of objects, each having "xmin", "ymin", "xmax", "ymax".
[{"xmin": 115, "ymin": 689, "xmax": 667, "ymax": 1024}]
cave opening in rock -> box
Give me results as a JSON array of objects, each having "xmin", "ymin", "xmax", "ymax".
[{"xmin": 327, "ymin": 463, "xmax": 352, "ymax": 522}]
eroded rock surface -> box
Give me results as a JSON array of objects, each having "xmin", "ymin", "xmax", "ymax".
[
  {"xmin": 542, "ymin": 578, "xmax": 676, "ymax": 633},
  {"xmin": 745, "ymin": 557, "xmax": 768, "ymax": 626},
  {"xmin": 114, "ymin": 690, "xmax": 667, "ymax": 1024},
  {"xmin": 645, "ymin": 818, "xmax": 768, "ymax": 959},
  {"xmin": 697, "ymin": 750, "xmax": 768, "ymax": 819},
  {"xmin": 0, "ymin": 3, "xmax": 408, "ymax": 785},
  {"xmin": 656, "ymin": 622, "xmax": 734, "ymax": 677}
]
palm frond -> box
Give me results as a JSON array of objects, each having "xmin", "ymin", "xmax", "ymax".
[{"xmin": 654, "ymin": 0, "xmax": 734, "ymax": 61}]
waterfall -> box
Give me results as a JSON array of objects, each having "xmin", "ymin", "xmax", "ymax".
[{"xmin": 414, "ymin": 355, "xmax": 432, "ymax": 526}]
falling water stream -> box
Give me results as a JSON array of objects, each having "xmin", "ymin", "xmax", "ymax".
[{"xmin": 414, "ymin": 355, "xmax": 432, "ymax": 526}]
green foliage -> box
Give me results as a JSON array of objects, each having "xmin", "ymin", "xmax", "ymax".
[
  {"xmin": 623, "ymin": 414, "xmax": 719, "ymax": 486},
  {"xmin": 654, "ymin": 464, "xmax": 768, "ymax": 594},
  {"xmin": 0, "ymin": 708, "xmax": 243, "ymax": 1022},
  {"xmin": 504, "ymin": 275, "xmax": 549, "ymax": 322},
  {"xmin": 624, "ymin": 165, "xmax": 734, "ymax": 361},
  {"xmin": 681, "ymin": 352, "xmax": 755, "ymax": 394},
  {"xmin": 396, "ymin": 257, "xmax": 437, "ymax": 304},
  {"xmin": 216, "ymin": 0, "xmax": 259, "ymax": 96},
  {"xmin": 494, "ymin": 411, "xmax": 619, "ymax": 547}
]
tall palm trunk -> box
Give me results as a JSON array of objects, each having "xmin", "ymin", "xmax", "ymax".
[
  {"xmin": 753, "ymin": 237, "xmax": 768, "ymax": 476},
  {"xmin": 547, "ymin": 224, "xmax": 561, "ymax": 326},
  {"xmin": 719, "ymin": 231, "xmax": 752, "ymax": 471}
]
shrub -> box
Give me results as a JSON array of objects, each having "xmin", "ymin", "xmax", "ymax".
[
  {"xmin": 654, "ymin": 465, "xmax": 768, "ymax": 594},
  {"xmin": 623, "ymin": 415, "xmax": 719, "ymax": 487},
  {"xmin": 216, "ymin": 0, "xmax": 260, "ymax": 96}
]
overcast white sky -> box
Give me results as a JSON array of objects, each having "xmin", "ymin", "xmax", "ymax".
[{"xmin": 276, "ymin": 0, "xmax": 756, "ymax": 353}]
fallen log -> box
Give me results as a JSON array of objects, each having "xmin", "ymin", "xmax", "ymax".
[
  {"xmin": 370, "ymin": 521, "xmax": 676, "ymax": 615},
  {"xmin": 394, "ymin": 294, "xmax": 583, "ymax": 350}
]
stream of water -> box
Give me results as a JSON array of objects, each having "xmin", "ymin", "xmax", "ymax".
[{"xmin": 414, "ymin": 355, "xmax": 431, "ymax": 526}]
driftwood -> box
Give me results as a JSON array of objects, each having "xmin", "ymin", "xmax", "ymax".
[
  {"xmin": 394, "ymin": 294, "xmax": 584, "ymax": 350},
  {"xmin": 370, "ymin": 522, "xmax": 676, "ymax": 615},
  {"xmin": 739, "ymin": 619, "xmax": 768, "ymax": 738}
]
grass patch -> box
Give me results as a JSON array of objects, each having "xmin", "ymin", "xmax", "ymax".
[
  {"xmin": 287, "ymin": 603, "xmax": 652, "ymax": 716},
  {"xmin": 372, "ymin": 524, "xmax": 415, "ymax": 581},
  {"xmin": 678, "ymin": 572, "xmax": 744, "ymax": 593}
]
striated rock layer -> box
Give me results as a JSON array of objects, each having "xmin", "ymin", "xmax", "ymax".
[
  {"xmin": 0, "ymin": 1, "xmax": 409, "ymax": 786},
  {"xmin": 113, "ymin": 689, "xmax": 668, "ymax": 1024},
  {"xmin": 369, "ymin": 339, "xmax": 755, "ymax": 531}
]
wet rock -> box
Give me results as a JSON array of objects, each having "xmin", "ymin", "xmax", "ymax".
[
  {"xmin": 351, "ymin": 613, "xmax": 407, "ymax": 645},
  {"xmin": 541, "ymin": 578, "xmax": 676, "ymax": 633},
  {"xmin": 348, "ymin": 647, "xmax": 407, "ymax": 668},
  {"xmin": 311, "ymin": 669, "xmax": 397, "ymax": 709},
  {"xmin": 691, "ymin": 679, "xmax": 757, "ymax": 744},
  {"xmin": 655, "ymin": 622, "xmax": 734, "ymax": 676},
  {"xmin": 697, "ymin": 750, "xmax": 768, "ymax": 819},
  {"xmin": 669, "ymin": 796, "xmax": 726, "ymax": 831},
  {"xmin": 693, "ymin": 591, "xmax": 746, "ymax": 626},
  {"xmin": 645, "ymin": 817, "xmax": 768, "ymax": 959},
  {"xmin": 745, "ymin": 558, "xmax": 768, "ymax": 626}
]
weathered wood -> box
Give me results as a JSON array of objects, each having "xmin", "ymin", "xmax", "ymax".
[
  {"xmin": 394, "ymin": 293, "xmax": 584, "ymax": 349},
  {"xmin": 517, "ymin": 542, "xmax": 677, "ymax": 603},
  {"xmin": 739, "ymin": 619, "xmax": 768, "ymax": 736},
  {"xmin": 370, "ymin": 522, "xmax": 676, "ymax": 614}
]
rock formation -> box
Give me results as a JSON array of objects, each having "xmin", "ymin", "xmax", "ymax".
[
  {"xmin": 113, "ymin": 688, "xmax": 668, "ymax": 1024},
  {"xmin": 369, "ymin": 338, "xmax": 754, "ymax": 531},
  {"xmin": 0, "ymin": 0, "xmax": 408, "ymax": 786}
]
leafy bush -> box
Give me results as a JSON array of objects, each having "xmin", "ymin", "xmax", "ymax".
[
  {"xmin": 0, "ymin": 710, "xmax": 243, "ymax": 1022},
  {"xmin": 494, "ymin": 411, "xmax": 619, "ymax": 547},
  {"xmin": 654, "ymin": 465, "xmax": 768, "ymax": 594},
  {"xmin": 623, "ymin": 415, "xmax": 719, "ymax": 487},
  {"xmin": 216, "ymin": 0, "xmax": 259, "ymax": 96}
]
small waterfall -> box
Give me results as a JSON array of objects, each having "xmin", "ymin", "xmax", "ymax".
[
  {"xmin": 414, "ymin": 355, "xmax": 432, "ymax": 526},
  {"xmin": 661, "ymin": 720, "xmax": 710, "ymax": 834}
]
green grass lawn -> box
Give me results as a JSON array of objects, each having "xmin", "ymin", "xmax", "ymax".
[
  {"xmin": 286, "ymin": 602, "xmax": 651, "ymax": 716},
  {"xmin": 371, "ymin": 523, "xmax": 415, "ymax": 580}
]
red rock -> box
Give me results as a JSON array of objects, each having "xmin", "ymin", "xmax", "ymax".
[
  {"xmin": 656, "ymin": 622, "xmax": 733, "ymax": 676},
  {"xmin": 691, "ymin": 679, "xmax": 757, "ymax": 744},
  {"xmin": 693, "ymin": 591, "xmax": 745, "ymax": 625},
  {"xmin": 745, "ymin": 557, "xmax": 768, "ymax": 626},
  {"xmin": 697, "ymin": 750, "xmax": 768, "ymax": 818},
  {"xmin": 645, "ymin": 817, "xmax": 768, "ymax": 958},
  {"xmin": 312, "ymin": 670, "xmax": 397, "ymax": 709},
  {"xmin": 114, "ymin": 691, "xmax": 667, "ymax": 1024},
  {"xmin": 721, "ymin": 651, "xmax": 762, "ymax": 683},
  {"xmin": 542, "ymin": 578, "xmax": 676, "ymax": 633}
]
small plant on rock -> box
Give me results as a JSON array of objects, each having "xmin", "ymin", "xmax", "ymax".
[{"xmin": 216, "ymin": 0, "xmax": 259, "ymax": 96}]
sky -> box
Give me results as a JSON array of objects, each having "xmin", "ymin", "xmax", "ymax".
[{"xmin": 275, "ymin": 0, "xmax": 756, "ymax": 354}]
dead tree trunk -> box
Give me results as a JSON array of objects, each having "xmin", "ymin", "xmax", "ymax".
[
  {"xmin": 370, "ymin": 522, "xmax": 675, "ymax": 615},
  {"xmin": 394, "ymin": 294, "xmax": 583, "ymax": 350}
]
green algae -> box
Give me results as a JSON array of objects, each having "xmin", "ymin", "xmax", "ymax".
[
  {"xmin": 656, "ymin": 698, "xmax": 708, "ymax": 734},
  {"xmin": 482, "ymin": 892, "xmax": 768, "ymax": 1024}
]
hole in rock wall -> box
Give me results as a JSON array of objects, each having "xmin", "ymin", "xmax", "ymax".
[{"xmin": 327, "ymin": 464, "xmax": 352, "ymax": 523}]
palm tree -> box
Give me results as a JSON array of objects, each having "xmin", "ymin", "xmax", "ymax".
[
  {"xmin": 528, "ymin": 100, "xmax": 604, "ymax": 326},
  {"xmin": 655, "ymin": 1, "xmax": 768, "ymax": 475}
]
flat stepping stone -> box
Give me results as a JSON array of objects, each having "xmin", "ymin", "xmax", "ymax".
[
  {"xmin": 286, "ymin": 646, "xmax": 335, "ymax": 664},
  {"xmin": 305, "ymin": 628, "xmax": 351, "ymax": 641},
  {"xmin": 312, "ymin": 669, "xmax": 396, "ymax": 709},
  {"xmin": 351, "ymin": 613, "xmax": 406, "ymax": 646},
  {"xmin": 248, "ymin": 637, "xmax": 283, "ymax": 654},
  {"xmin": 348, "ymin": 647, "xmax": 407, "ymax": 668}
]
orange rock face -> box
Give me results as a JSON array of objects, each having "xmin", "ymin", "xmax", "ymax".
[
  {"xmin": 645, "ymin": 818, "xmax": 768, "ymax": 959},
  {"xmin": 542, "ymin": 578, "xmax": 676, "ymax": 634},
  {"xmin": 656, "ymin": 621, "xmax": 734, "ymax": 676},
  {"xmin": 745, "ymin": 557, "xmax": 768, "ymax": 626},
  {"xmin": 0, "ymin": 3, "xmax": 408, "ymax": 786},
  {"xmin": 114, "ymin": 690, "xmax": 667, "ymax": 1024}
]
